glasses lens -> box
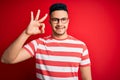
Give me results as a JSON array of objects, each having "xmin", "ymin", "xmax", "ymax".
[
  {"xmin": 51, "ymin": 18, "xmax": 68, "ymax": 24},
  {"xmin": 61, "ymin": 18, "xmax": 68, "ymax": 23},
  {"xmin": 51, "ymin": 18, "xmax": 58, "ymax": 23}
]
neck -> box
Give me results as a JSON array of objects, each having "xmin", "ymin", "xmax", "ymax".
[{"xmin": 52, "ymin": 33, "xmax": 68, "ymax": 40}]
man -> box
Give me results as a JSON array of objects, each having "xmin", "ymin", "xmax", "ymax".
[{"xmin": 1, "ymin": 3, "xmax": 92, "ymax": 80}]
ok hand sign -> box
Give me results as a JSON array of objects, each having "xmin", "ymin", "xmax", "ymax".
[{"xmin": 25, "ymin": 9, "xmax": 48, "ymax": 35}]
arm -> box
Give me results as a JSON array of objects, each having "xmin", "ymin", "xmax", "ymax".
[
  {"xmin": 1, "ymin": 31, "xmax": 31, "ymax": 64},
  {"xmin": 1, "ymin": 10, "xmax": 48, "ymax": 64},
  {"xmin": 80, "ymin": 66, "xmax": 92, "ymax": 80}
]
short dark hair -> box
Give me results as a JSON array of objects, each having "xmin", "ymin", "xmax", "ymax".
[{"xmin": 49, "ymin": 3, "xmax": 68, "ymax": 15}]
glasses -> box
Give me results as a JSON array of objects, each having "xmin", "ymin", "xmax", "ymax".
[{"xmin": 50, "ymin": 17, "xmax": 68, "ymax": 24}]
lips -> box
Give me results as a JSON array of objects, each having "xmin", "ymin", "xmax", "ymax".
[
  {"xmin": 55, "ymin": 26, "xmax": 65, "ymax": 29},
  {"xmin": 53, "ymin": 26, "xmax": 66, "ymax": 35}
]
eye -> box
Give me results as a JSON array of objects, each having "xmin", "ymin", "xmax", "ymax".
[
  {"xmin": 61, "ymin": 18, "xmax": 67, "ymax": 21},
  {"xmin": 51, "ymin": 18, "xmax": 58, "ymax": 21}
]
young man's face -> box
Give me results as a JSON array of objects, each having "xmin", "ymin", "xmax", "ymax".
[{"xmin": 50, "ymin": 10, "xmax": 69, "ymax": 36}]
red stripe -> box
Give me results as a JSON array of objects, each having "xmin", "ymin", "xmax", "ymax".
[
  {"xmin": 36, "ymin": 59, "xmax": 80, "ymax": 67},
  {"xmin": 36, "ymin": 69, "xmax": 78, "ymax": 77},
  {"xmin": 82, "ymin": 55, "xmax": 90, "ymax": 60},
  {"xmin": 23, "ymin": 47, "xmax": 34, "ymax": 56},
  {"xmin": 44, "ymin": 42, "xmax": 85, "ymax": 48},
  {"xmin": 28, "ymin": 42, "xmax": 35, "ymax": 51},
  {"xmin": 80, "ymin": 64, "xmax": 91, "ymax": 67},
  {"xmin": 36, "ymin": 39, "xmax": 43, "ymax": 45},
  {"xmin": 23, "ymin": 42, "xmax": 35, "ymax": 56},
  {"xmin": 36, "ymin": 37, "xmax": 86, "ymax": 49},
  {"xmin": 36, "ymin": 49, "xmax": 82, "ymax": 58},
  {"xmin": 83, "ymin": 45, "xmax": 87, "ymax": 51}
]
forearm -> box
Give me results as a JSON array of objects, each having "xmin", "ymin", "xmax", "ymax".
[
  {"xmin": 1, "ymin": 30, "xmax": 30, "ymax": 63},
  {"xmin": 1, "ymin": 10, "xmax": 47, "ymax": 64},
  {"xmin": 82, "ymin": 77, "xmax": 92, "ymax": 80}
]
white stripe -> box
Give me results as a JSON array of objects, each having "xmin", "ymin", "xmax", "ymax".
[
  {"xmin": 83, "ymin": 49, "xmax": 88, "ymax": 56},
  {"xmin": 38, "ymin": 44, "xmax": 83, "ymax": 53},
  {"xmin": 24, "ymin": 45, "xmax": 34, "ymax": 55},
  {"xmin": 39, "ymin": 38, "xmax": 85, "ymax": 45},
  {"xmin": 36, "ymin": 54, "xmax": 81, "ymax": 63},
  {"xmin": 36, "ymin": 63, "xmax": 78, "ymax": 72},
  {"xmin": 81, "ymin": 59, "xmax": 90, "ymax": 65},
  {"xmin": 31, "ymin": 40, "xmax": 37, "ymax": 51},
  {"xmin": 36, "ymin": 73, "xmax": 78, "ymax": 80}
]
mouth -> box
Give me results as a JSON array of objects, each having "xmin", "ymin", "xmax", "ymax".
[
  {"xmin": 53, "ymin": 26, "xmax": 66, "ymax": 35},
  {"xmin": 55, "ymin": 26, "xmax": 65, "ymax": 30}
]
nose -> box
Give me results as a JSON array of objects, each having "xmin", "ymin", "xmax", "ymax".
[{"xmin": 57, "ymin": 19, "xmax": 62, "ymax": 25}]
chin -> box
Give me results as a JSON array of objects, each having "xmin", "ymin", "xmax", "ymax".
[{"xmin": 54, "ymin": 32, "xmax": 66, "ymax": 36}]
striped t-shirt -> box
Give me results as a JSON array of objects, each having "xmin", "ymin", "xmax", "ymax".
[{"xmin": 23, "ymin": 35, "xmax": 91, "ymax": 80}]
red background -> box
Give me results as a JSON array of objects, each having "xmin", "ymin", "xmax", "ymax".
[{"xmin": 0, "ymin": 0, "xmax": 120, "ymax": 80}]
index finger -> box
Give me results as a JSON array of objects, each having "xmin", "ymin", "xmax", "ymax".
[
  {"xmin": 35, "ymin": 9, "xmax": 40, "ymax": 21},
  {"xmin": 38, "ymin": 13, "xmax": 48, "ymax": 22},
  {"xmin": 31, "ymin": 11, "xmax": 34, "ymax": 21}
]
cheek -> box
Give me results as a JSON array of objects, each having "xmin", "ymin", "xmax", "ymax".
[
  {"xmin": 65, "ymin": 23, "xmax": 69, "ymax": 28},
  {"xmin": 50, "ymin": 22, "xmax": 54, "ymax": 27},
  {"xmin": 50, "ymin": 24, "xmax": 56, "ymax": 29},
  {"xmin": 66, "ymin": 21, "xmax": 69, "ymax": 28}
]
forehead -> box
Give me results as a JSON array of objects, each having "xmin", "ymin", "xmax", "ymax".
[{"xmin": 50, "ymin": 10, "xmax": 68, "ymax": 18}]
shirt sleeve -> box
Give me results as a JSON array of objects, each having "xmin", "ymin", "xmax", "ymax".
[
  {"xmin": 80, "ymin": 44, "xmax": 91, "ymax": 67},
  {"xmin": 23, "ymin": 40, "xmax": 38, "ymax": 57}
]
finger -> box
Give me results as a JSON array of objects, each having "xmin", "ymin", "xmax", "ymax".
[
  {"xmin": 35, "ymin": 9, "xmax": 40, "ymax": 20},
  {"xmin": 40, "ymin": 23, "xmax": 45, "ymax": 33},
  {"xmin": 31, "ymin": 11, "xmax": 34, "ymax": 21},
  {"xmin": 38, "ymin": 13, "xmax": 48, "ymax": 22}
]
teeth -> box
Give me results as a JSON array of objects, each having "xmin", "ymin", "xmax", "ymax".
[
  {"xmin": 56, "ymin": 28, "xmax": 62, "ymax": 29},
  {"xmin": 56, "ymin": 27, "xmax": 64, "ymax": 29},
  {"xmin": 57, "ymin": 28, "xmax": 63, "ymax": 29}
]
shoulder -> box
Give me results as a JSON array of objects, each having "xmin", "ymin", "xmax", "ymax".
[
  {"xmin": 69, "ymin": 35, "xmax": 89, "ymax": 51},
  {"xmin": 36, "ymin": 35, "xmax": 52, "ymax": 42},
  {"xmin": 68, "ymin": 35, "xmax": 86, "ymax": 45}
]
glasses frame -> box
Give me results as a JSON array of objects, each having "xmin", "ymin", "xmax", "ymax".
[{"xmin": 50, "ymin": 17, "xmax": 69, "ymax": 24}]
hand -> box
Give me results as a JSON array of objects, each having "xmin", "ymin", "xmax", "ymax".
[{"xmin": 25, "ymin": 9, "xmax": 48, "ymax": 35}]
